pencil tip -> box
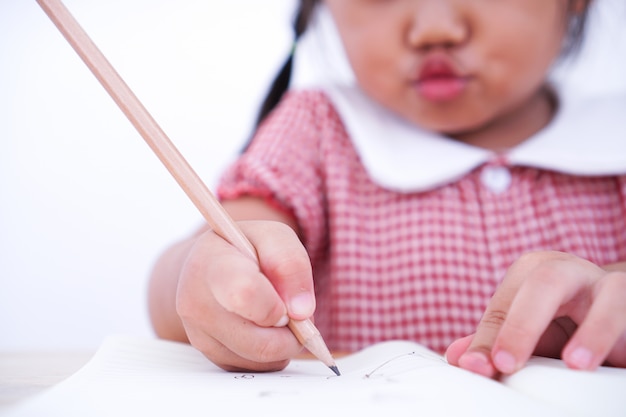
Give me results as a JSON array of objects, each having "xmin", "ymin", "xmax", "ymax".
[{"xmin": 330, "ymin": 365, "xmax": 341, "ymax": 376}]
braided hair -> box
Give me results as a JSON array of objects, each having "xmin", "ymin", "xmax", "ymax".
[
  {"xmin": 563, "ymin": 0, "xmax": 593, "ymax": 56},
  {"xmin": 251, "ymin": 0, "xmax": 319, "ymax": 129}
]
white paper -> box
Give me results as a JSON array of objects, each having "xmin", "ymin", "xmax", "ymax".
[{"xmin": 4, "ymin": 335, "xmax": 625, "ymax": 417}]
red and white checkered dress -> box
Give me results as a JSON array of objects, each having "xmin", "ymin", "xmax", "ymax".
[{"xmin": 218, "ymin": 90, "xmax": 626, "ymax": 353}]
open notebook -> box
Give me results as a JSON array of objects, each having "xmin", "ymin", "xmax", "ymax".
[{"xmin": 4, "ymin": 335, "xmax": 625, "ymax": 417}]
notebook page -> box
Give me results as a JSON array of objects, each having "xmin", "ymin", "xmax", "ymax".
[
  {"xmin": 4, "ymin": 335, "xmax": 569, "ymax": 417},
  {"xmin": 501, "ymin": 355, "xmax": 626, "ymax": 416}
]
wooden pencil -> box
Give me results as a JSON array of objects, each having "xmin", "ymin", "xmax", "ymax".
[{"xmin": 37, "ymin": 0, "xmax": 339, "ymax": 376}]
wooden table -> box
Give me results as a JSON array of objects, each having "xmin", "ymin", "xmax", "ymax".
[{"xmin": 0, "ymin": 351, "xmax": 94, "ymax": 411}]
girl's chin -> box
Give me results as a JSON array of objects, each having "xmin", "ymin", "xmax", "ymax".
[
  {"xmin": 401, "ymin": 109, "xmax": 489, "ymax": 136},
  {"xmin": 416, "ymin": 121, "xmax": 488, "ymax": 139}
]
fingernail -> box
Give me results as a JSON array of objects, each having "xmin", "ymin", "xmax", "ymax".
[
  {"xmin": 569, "ymin": 347, "xmax": 593, "ymax": 370},
  {"xmin": 458, "ymin": 352, "xmax": 494, "ymax": 377},
  {"xmin": 494, "ymin": 350, "xmax": 517, "ymax": 374},
  {"xmin": 288, "ymin": 293, "xmax": 314, "ymax": 317},
  {"xmin": 273, "ymin": 314, "xmax": 289, "ymax": 327}
]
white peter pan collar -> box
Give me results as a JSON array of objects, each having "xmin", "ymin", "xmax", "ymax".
[
  {"xmin": 323, "ymin": 85, "xmax": 626, "ymax": 193},
  {"xmin": 291, "ymin": 5, "xmax": 626, "ymax": 193}
]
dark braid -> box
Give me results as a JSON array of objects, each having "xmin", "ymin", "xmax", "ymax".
[
  {"xmin": 563, "ymin": 0, "xmax": 593, "ymax": 56},
  {"xmin": 242, "ymin": 0, "xmax": 319, "ymax": 152}
]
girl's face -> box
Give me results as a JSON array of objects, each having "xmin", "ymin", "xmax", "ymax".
[{"xmin": 325, "ymin": 0, "xmax": 575, "ymax": 145}]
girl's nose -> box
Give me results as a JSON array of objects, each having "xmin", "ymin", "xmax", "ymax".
[{"xmin": 406, "ymin": 0, "xmax": 468, "ymax": 50}]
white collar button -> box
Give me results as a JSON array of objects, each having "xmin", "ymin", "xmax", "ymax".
[{"xmin": 480, "ymin": 165, "xmax": 511, "ymax": 194}]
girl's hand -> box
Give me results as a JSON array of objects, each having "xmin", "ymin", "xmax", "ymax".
[
  {"xmin": 446, "ymin": 251, "xmax": 626, "ymax": 378},
  {"xmin": 175, "ymin": 220, "xmax": 316, "ymax": 372}
]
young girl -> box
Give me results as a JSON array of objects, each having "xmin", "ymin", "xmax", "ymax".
[{"xmin": 148, "ymin": 0, "xmax": 626, "ymax": 378}]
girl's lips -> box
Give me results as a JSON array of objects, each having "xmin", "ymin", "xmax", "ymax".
[{"xmin": 415, "ymin": 55, "xmax": 469, "ymax": 102}]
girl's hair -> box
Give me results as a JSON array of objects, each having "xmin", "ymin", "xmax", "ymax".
[
  {"xmin": 251, "ymin": 0, "xmax": 320, "ymax": 132},
  {"xmin": 246, "ymin": 0, "xmax": 591, "ymax": 147},
  {"xmin": 563, "ymin": 0, "xmax": 593, "ymax": 56}
]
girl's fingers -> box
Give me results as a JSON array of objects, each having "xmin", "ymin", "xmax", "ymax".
[
  {"xmin": 242, "ymin": 221, "xmax": 316, "ymax": 321},
  {"xmin": 458, "ymin": 252, "xmax": 603, "ymax": 377},
  {"xmin": 488, "ymin": 270, "xmax": 581, "ymax": 374},
  {"xmin": 184, "ymin": 319, "xmax": 297, "ymax": 373},
  {"xmin": 562, "ymin": 270, "xmax": 626, "ymax": 370},
  {"xmin": 177, "ymin": 221, "xmax": 316, "ymax": 371},
  {"xmin": 445, "ymin": 334, "xmax": 474, "ymax": 365},
  {"xmin": 178, "ymin": 251, "xmax": 303, "ymax": 369},
  {"xmin": 456, "ymin": 253, "xmax": 535, "ymax": 376},
  {"xmin": 490, "ymin": 255, "xmax": 609, "ymax": 374},
  {"xmin": 181, "ymin": 228, "xmax": 287, "ymax": 329}
]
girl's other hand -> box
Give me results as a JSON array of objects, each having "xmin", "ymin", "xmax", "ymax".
[
  {"xmin": 176, "ymin": 220, "xmax": 316, "ymax": 372},
  {"xmin": 446, "ymin": 251, "xmax": 626, "ymax": 377}
]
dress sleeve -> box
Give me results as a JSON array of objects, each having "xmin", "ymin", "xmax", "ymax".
[{"xmin": 217, "ymin": 90, "xmax": 331, "ymax": 262}]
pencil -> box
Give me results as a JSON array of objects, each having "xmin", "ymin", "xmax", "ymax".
[{"xmin": 37, "ymin": 0, "xmax": 339, "ymax": 377}]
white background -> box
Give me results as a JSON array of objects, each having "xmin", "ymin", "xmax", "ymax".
[
  {"xmin": 1, "ymin": 0, "xmax": 625, "ymax": 351},
  {"xmin": 0, "ymin": 0, "xmax": 295, "ymax": 350}
]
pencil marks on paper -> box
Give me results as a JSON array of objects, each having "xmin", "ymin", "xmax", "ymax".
[
  {"xmin": 234, "ymin": 374, "xmax": 255, "ymax": 379},
  {"xmin": 364, "ymin": 350, "xmax": 447, "ymax": 380},
  {"xmin": 230, "ymin": 348, "xmax": 447, "ymax": 392}
]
